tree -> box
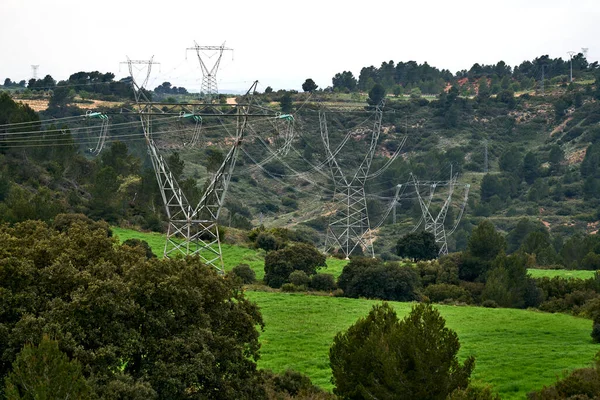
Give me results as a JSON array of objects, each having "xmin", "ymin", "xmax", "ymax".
[
  {"xmin": 0, "ymin": 218, "xmax": 266, "ymax": 399},
  {"xmin": 396, "ymin": 231, "xmax": 439, "ymax": 261},
  {"xmin": 467, "ymin": 220, "xmax": 506, "ymax": 261},
  {"xmin": 264, "ymin": 243, "xmax": 326, "ymax": 288},
  {"xmin": 301, "ymin": 78, "xmax": 318, "ymax": 92},
  {"xmin": 4, "ymin": 336, "xmax": 92, "ymax": 399},
  {"xmin": 336, "ymin": 257, "xmax": 421, "ymax": 301},
  {"xmin": 522, "ymin": 151, "xmax": 539, "ymax": 184},
  {"xmin": 330, "ymin": 302, "xmax": 474, "ymax": 400},
  {"xmin": 367, "ymin": 83, "xmax": 386, "ymax": 106},
  {"xmin": 460, "ymin": 220, "xmax": 507, "ymax": 281},
  {"xmin": 280, "ymin": 92, "xmax": 293, "ymax": 113},
  {"xmin": 332, "ymin": 71, "xmax": 357, "ymax": 92},
  {"xmin": 167, "ymin": 152, "xmax": 185, "ymax": 181}
]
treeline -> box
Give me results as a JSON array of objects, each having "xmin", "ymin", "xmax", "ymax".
[{"xmin": 330, "ymin": 53, "xmax": 599, "ymax": 96}]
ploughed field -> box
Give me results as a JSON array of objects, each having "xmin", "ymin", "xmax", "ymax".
[{"xmin": 113, "ymin": 227, "xmax": 599, "ymax": 398}]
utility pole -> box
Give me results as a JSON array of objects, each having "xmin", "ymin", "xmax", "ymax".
[
  {"xmin": 567, "ymin": 51, "xmax": 576, "ymax": 82},
  {"xmin": 31, "ymin": 65, "xmax": 39, "ymax": 80},
  {"xmin": 186, "ymin": 42, "xmax": 233, "ymax": 102}
]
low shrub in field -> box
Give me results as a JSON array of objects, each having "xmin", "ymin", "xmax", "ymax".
[
  {"xmin": 337, "ymin": 257, "xmax": 421, "ymax": 301},
  {"xmin": 264, "ymin": 243, "xmax": 326, "ymax": 288},
  {"xmin": 310, "ymin": 274, "xmax": 336, "ymax": 292},
  {"xmin": 289, "ymin": 270, "xmax": 310, "ymax": 287},
  {"xmin": 528, "ymin": 352, "xmax": 600, "ymax": 399},
  {"xmin": 261, "ymin": 369, "xmax": 335, "ymax": 399},
  {"xmin": 232, "ymin": 263, "xmax": 256, "ymax": 284},
  {"xmin": 424, "ymin": 283, "xmax": 472, "ymax": 304}
]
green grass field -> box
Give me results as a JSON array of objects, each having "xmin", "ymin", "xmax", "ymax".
[
  {"xmin": 112, "ymin": 227, "xmax": 600, "ymax": 397},
  {"xmin": 247, "ymin": 291, "xmax": 598, "ymax": 400},
  {"xmin": 111, "ymin": 227, "xmax": 596, "ymax": 282},
  {"xmin": 527, "ymin": 268, "xmax": 597, "ymax": 280}
]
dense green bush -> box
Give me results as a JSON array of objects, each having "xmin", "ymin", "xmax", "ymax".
[
  {"xmin": 0, "ymin": 218, "xmax": 265, "ymax": 399},
  {"xmin": 424, "ymin": 283, "xmax": 472, "ymax": 304},
  {"xmin": 232, "ymin": 263, "xmax": 256, "ymax": 284},
  {"xmin": 337, "ymin": 257, "xmax": 421, "ymax": 301},
  {"xmin": 309, "ymin": 273, "xmax": 337, "ymax": 292},
  {"xmin": 264, "ymin": 243, "xmax": 326, "ymax": 288},
  {"xmin": 289, "ymin": 270, "xmax": 310, "ymax": 286},
  {"xmin": 330, "ymin": 302, "xmax": 475, "ymax": 399}
]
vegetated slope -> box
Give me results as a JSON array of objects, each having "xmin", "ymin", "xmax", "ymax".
[{"xmin": 247, "ymin": 291, "xmax": 598, "ymax": 400}]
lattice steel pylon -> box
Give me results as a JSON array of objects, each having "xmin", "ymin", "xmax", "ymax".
[
  {"xmin": 412, "ymin": 169, "xmax": 470, "ymax": 255},
  {"xmin": 186, "ymin": 42, "xmax": 233, "ymax": 102},
  {"xmin": 321, "ymin": 101, "xmax": 401, "ymax": 258},
  {"xmin": 123, "ymin": 56, "xmax": 257, "ymax": 272}
]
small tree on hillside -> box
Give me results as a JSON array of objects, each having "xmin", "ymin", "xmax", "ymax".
[
  {"xmin": 264, "ymin": 243, "xmax": 326, "ymax": 288},
  {"xmin": 301, "ymin": 78, "xmax": 318, "ymax": 92},
  {"xmin": 367, "ymin": 83, "xmax": 386, "ymax": 106},
  {"xmin": 4, "ymin": 336, "xmax": 92, "ymax": 399},
  {"xmin": 396, "ymin": 231, "xmax": 439, "ymax": 261},
  {"xmin": 330, "ymin": 302, "xmax": 475, "ymax": 399}
]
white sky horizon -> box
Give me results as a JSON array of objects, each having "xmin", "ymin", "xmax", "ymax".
[{"xmin": 1, "ymin": 0, "xmax": 598, "ymax": 93}]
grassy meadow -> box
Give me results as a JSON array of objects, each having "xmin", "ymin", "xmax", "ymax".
[
  {"xmin": 112, "ymin": 227, "xmax": 600, "ymax": 398},
  {"xmin": 247, "ymin": 291, "xmax": 598, "ymax": 399}
]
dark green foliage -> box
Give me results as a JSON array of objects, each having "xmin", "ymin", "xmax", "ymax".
[
  {"xmin": 122, "ymin": 238, "xmax": 156, "ymax": 259},
  {"xmin": 522, "ymin": 152, "xmax": 540, "ymax": 185},
  {"xmin": 4, "ymin": 335, "xmax": 92, "ymax": 399},
  {"xmin": 280, "ymin": 93, "xmax": 293, "ymax": 113},
  {"xmin": 527, "ymin": 352, "xmax": 600, "ymax": 399},
  {"xmin": 448, "ymin": 385, "xmax": 501, "ymax": 400},
  {"xmin": 301, "ymin": 78, "xmax": 318, "ymax": 92},
  {"xmin": 166, "ymin": 152, "xmax": 185, "ymax": 181},
  {"xmin": 482, "ymin": 253, "xmax": 543, "ymax": 308},
  {"xmin": 424, "ymin": 283, "xmax": 472, "ymax": 304},
  {"xmin": 329, "ymin": 302, "xmax": 475, "ymax": 400},
  {"xmin": 367, "ymin": 83, "xmax": 386, "ymax": 106},
  {"xmin": 264, "ymin": 243, "xmax": 326, "ymax": 288},
  {"xmin": 261, "ymin": 369, "xmax": 335, "ymax": 399},
  {"xmin": 0, "ymin": 218, "xmax": 265, "ymax": 399},
  {"xmin": 288, "ymin": 270, "xmax": 310, "ymax": 286},
  {"xmin": 332, "ymin": 71, "xmax": 357, "ymax": 92},
  {"xmin": 459, "ymin": 220, "xmax": 506, "ymax": 282},
  {"xmin": 337, "ymin": 257, "xmax": 421, "ymax": 301},
  {"xmin": 467, "ymin": 220, "xmax": 506, "ymax": 261},
  {"xmin": 506, "ymin": 218, "xmax": 548, "ymax": 253},
  {"xmin": 395, "ymin": 231, "xmax": 439, "ymax": 261},
  {"xmin": 309, "ymin": 273, "xmax": 337, "ymax": 292},
  {"xmin": 232, "ymin": 264, "xmax": 256, "ymax": 284}
]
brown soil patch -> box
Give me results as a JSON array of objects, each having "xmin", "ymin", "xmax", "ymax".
[
  {"xmin": 566, "ymin": 148, "xmax": 587, "ymax": 165},
  {"xmin": 17, "ymin": 99, "xmax": 49, "ymax": 112},
  {"xmin": 550, "ymin": 117, "xmax": 573, "ymax": 136}
]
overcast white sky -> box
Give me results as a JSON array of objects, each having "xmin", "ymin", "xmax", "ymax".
[{"xmin": 1, "ymin": 0, "xmax": 598, "ymax": 93}]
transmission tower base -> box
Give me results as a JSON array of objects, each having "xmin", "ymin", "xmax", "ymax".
[{"xmin": 164, "ymin": 219, "xmax": 224, "ymax": 273}]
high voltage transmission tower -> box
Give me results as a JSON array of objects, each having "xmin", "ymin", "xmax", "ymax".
[
  {"xmin": 320, "ymin": 102, "xmax": 406, "ymax": 259},
  {"xmin": 121, "ymin": 55, "xmax": 262, "ymax": 272},
  {"xmin": 186, "ymin": 42, "xmax": 233, "ymax": 102},
  {"xmin": 411, "ymin": 168, "xmax": 470, "ymax": 255}
]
